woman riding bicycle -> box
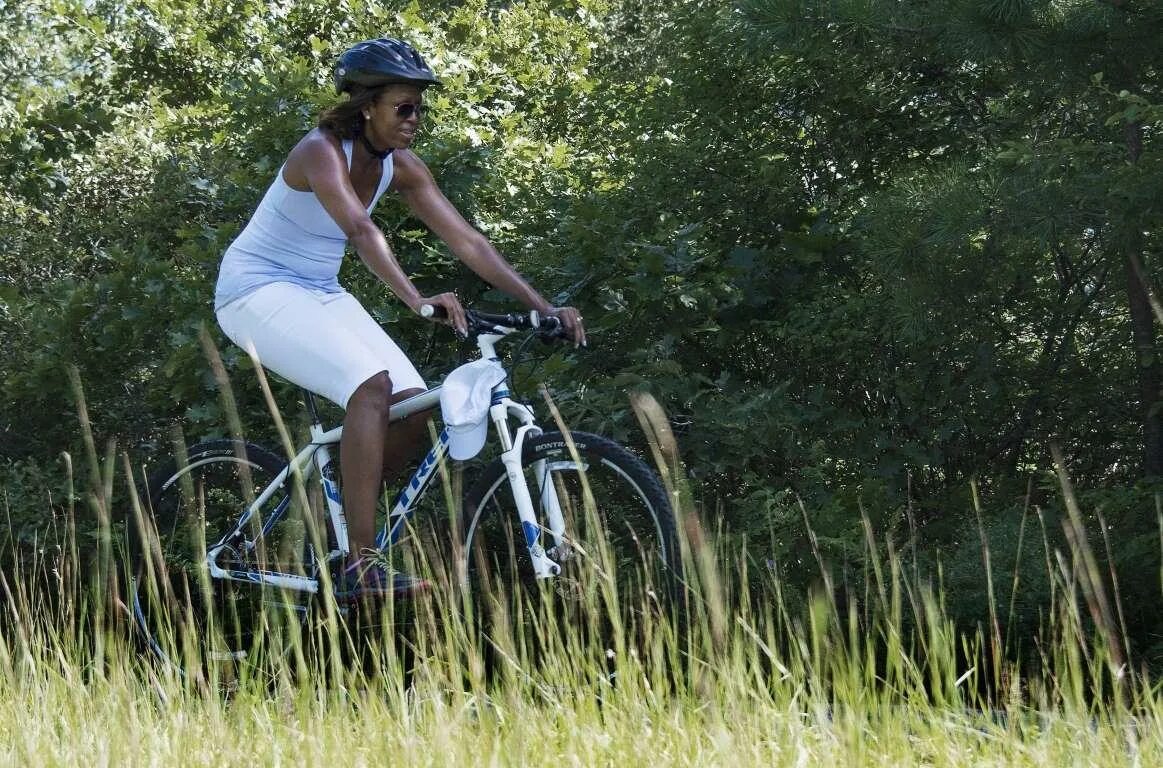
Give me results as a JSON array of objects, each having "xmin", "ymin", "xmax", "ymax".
[{"xmin": 213, "ymin": 37, "xmax": 586, "ymax": 600}]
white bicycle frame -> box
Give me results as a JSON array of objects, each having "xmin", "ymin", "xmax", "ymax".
[{"xmin": 203, "ymin": 328, "xmax": 568, "ymax": 595}]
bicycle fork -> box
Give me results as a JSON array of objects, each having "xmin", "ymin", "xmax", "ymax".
[{"xmin": 494, "ymin": 406, "xmax": 568, "ymax": 579}]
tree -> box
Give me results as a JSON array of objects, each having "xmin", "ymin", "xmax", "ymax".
[{"xmin": 730, "ymin": 0, "xmax": 1163, "ymax": 478}]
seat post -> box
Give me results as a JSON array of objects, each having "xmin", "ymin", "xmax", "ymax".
[{"xmin": 302, "ymin": 388, "xmax": 322, "ymax": 426}]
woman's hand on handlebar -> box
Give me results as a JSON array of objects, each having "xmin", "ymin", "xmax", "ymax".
[
  {"xmin": 417, "ymin": 292, "xmax": 467, "ymax": 336},
  {"xmin": 545, "ymin": 306, "xmax": 586, "ymax": 348}
]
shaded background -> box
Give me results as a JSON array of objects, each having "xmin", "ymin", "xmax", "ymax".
[{"xmin": 2, "ymin": 0, "xmax": 1162, "ymax": 663}]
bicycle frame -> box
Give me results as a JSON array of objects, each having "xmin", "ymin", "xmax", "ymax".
[{"xmin": 203, "ymin": 331, "xmax": 569, "ymax": 595}]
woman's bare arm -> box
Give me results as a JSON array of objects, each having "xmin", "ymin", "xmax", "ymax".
[
  {"xmin": 391, "ymin": 149, "xmax": 585, "ymax": 345},
  {"xmin": 285, "ymin": 130, "xmax": 467, "ymax": 333}
]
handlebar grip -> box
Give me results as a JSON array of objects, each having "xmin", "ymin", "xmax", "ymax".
[
  {"xmin": 536, "ymin": 314, "xmax": 567, "ymax": 340},
  {"xmin": 420, "ymin": 304, "xmax": 446, "ymax": 319}
]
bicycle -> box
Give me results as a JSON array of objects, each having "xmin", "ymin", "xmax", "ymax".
[{"xmin": 126, "ymin": 308, "xmax": 681, "ymax": 676}]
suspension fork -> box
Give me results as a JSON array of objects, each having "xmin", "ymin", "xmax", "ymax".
[
  {"xmin": 492, "ymin": 398, "xmax": 566, "ymax": 579},
  {"xmin": 535, "ymin": 456, "xmax": 567, "ymax": 548}
]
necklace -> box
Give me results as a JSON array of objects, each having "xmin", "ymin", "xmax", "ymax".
[{"xmin": 359, "ymin": 130, "xmax": 392, "ymax": 160}]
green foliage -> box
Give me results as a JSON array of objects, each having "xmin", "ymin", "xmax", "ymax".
[
  {"xmin": 3, "ymin": 0, "xmax": 1163, "ymax": 664},
  {"xmin": 0, "ymin": 457, "xmax": 76, "ymax": 549}
]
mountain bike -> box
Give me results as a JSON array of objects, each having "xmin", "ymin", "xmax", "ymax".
[{"xmin": 126, "ymin": 308, "xmax": 680, "ymax": 676}]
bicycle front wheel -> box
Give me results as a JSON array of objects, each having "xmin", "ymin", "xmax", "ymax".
[
  {"xmin": 461, "ymin": 431, "xmax": 680, "ymax": 626},
  {"xmin": 127, "ymin": 440, "xmax": 318, "ymax": 682}
]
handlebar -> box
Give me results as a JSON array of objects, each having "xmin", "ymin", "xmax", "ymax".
[{"xmin": 420, "ymin": 304, "xmax": 567, "ymax": 340}]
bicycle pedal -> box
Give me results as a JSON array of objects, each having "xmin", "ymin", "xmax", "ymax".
[{"xmin": 547, "ymin": 544, "xmax": 574, "ymax": 563}]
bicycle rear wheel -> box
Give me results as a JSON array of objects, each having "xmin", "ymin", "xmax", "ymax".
[
  {"xmin": 127, "ymin": 440, "xmax": 319, "ymax": 683},
  {"xmin": 460, "ymin": 431, "xmax": 681, "ymax": 659}
]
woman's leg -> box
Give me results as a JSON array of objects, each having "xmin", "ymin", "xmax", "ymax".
[
  {"xmin": 381, "ymin": 387, "xmax": 431, "ymax": 485},
  {"xmin": 317, "ymin": 292, "xmax": 432, "ymax": 523},
  {"xmin": 340, "ymin": 371, "xmax": 395, "ymax": 561},
  {"xmin": 218, "ymin": 284, "xmax": 430, "ymax": 592},
  {"xmin": 216, "ymin": 283, "xmax": 400, "ymax": 409}
]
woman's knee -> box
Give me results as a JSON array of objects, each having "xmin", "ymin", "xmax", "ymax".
[{"xmin": 347, "ymin": 371, "xmax": 394, "ymax": 416}]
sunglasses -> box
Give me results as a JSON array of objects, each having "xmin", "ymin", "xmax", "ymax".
[{"xmin": 394, "ymin": 102, "xmax": 426, "ymax": 119}]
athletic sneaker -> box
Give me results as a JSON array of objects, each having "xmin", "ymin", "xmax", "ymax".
[{"xmin": 336, "ymin": 558, "xmax": 431, "ymax": 601}]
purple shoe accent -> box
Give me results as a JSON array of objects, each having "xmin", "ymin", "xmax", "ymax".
[{"xmin": 335, "ymin": 558, "xmax": 431, "ymax": 602}]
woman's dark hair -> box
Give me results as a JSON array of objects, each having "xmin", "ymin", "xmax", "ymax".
[{"xmin": 318, "ymin": 85, "xmax": 386, "ymax": 139}]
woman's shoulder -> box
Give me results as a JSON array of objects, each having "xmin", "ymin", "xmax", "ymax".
[
  {"xmin": 388, "ymin": 149, "xmax": 435, "ymax": 190},
  {"xmin": 284, "ymin": 129, "xmax": 347, "ymax": 187},
  {"xmin": 289, "ymin": 128, "xmax": 346, "ymax": 162}
]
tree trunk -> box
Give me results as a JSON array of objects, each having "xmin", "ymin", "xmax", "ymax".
[
  {"xmin": 1123, "ymin": 119, "xmax": 1163, "ymax": 477},
  {"xmin": 1125, "ymin": 253, "xmax": 1163, "ymax": 477}
]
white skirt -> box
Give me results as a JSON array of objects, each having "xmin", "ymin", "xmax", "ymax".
[{"xmin": 216, "ymin": 281, "xmax": 426, "ymax": 409}]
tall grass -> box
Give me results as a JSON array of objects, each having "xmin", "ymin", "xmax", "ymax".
[{"xmin": 1, "ymin": 384, "xmax": 1161, "ymax": 765}]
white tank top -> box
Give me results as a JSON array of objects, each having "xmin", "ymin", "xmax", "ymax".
[{"xmin": 214, "ymin": 138, "xmax": 394, "ymax": 310}]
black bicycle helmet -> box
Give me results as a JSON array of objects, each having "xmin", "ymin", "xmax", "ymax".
[{"xmin": 333, "ymin": 38, "xmax": 440, "ymax": 93}]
